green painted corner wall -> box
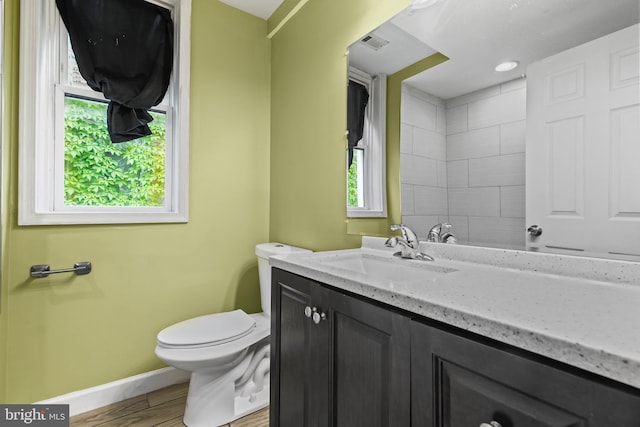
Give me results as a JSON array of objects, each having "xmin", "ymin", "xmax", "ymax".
[
  {"xmin": 0, "ymin": 0, "xmax": 18, "ymax": 403},
  {"xmin": 2, "ymin": 0, "xmax": 271, "ymax": 403},
  {"xmin": 267, "ymin": 0, "xmax": 302, "ymax": 35},
  {"xmin": 269, "ymin": 0, "xmax": 410, "ymax": 251}
]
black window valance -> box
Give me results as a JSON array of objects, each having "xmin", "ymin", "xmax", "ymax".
[
  {"xmin": 56, "ymin": 0, "xmax": 174, "ymax": 143},
  {"xmin": 347, "ymin": 80, "xmax": 369, "ymax": 168}
]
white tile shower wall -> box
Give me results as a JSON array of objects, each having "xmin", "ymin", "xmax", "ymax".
[
  {"xmin": 445, "ymin": 104, "xmax": 468, "ymax": 135},
  {"xmin": 414, "ymin": 186, "xmax": 448, "ymax": 216},
  {"xmin": 468, "ymin": 216, "xmax": 526, "ymax": 248},
  {"xmin": 500, "ymin": 120, "xmax": 526, "ymax": 154},
  {"xmin": 467, "ymin": 89, "xmax": 526, "ymax": 130},
  {"xmin": 400, "ymin": 85, "xmax": 448, "ymax": 239},
  {"xmin": 401, "ymin": 183, "xmax": 415, "ymax": 215},
  {"xmin": 400, "ymin": 154, "xmax": 438, "ymax": 186},
  {"xmin": 468, "ymin": 153, "xmax": 525, "ymax": 187},
  {"xmin": 446, "ymin": 78, "xmax": 527, "ymax": 248},
  {"xmin": 448, "ymin": 187, "xmax": 501, "ymax": 217},
  {"xmin": 448, "ymin": 216, "xmax": 469, "ymax": 242},
  {"xmin": 447, "ymin": 126, "xmax": 500, "ymax": 160},
  {"xmin": 447, "ymin": 160, "xmax": 469, "ymax": 188},
  {"xmin": 500, "ymin": 185, "xmax": 525, "ymax": 218}
]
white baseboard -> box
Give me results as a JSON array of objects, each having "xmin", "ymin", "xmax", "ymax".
[{"xmin": 35, "ymin": 367, "xmax": 191, "ymax": 416}]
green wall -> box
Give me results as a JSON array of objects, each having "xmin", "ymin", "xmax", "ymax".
[
  {"xmin": 0, "ymin": 0, "xmax": 18, "ymax": 402},
  {"xmin": 1, "ymin": 0, "xmax": 271, "ymax": 402},
  {"xmin": 269, "ymin": 0, "xmax": 410, "ymax": 251}
]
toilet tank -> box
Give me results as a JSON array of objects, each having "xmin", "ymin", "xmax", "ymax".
[{"xmin": 255, "ymin": 243, "xmax": 311, "ymax": 315}]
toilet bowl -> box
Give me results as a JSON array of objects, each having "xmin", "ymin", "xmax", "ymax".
[{"xmin": 155, "ymin": 243, "xmax": 311, "ymax": 427}]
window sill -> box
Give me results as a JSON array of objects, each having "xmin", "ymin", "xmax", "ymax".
[
  {"xmin": 18, "ymin": 211, "xmax": 188, "ymax": 226},
  {"xmin": 347, "ymin": 209, "xmax": 387, "ymax": 219}
]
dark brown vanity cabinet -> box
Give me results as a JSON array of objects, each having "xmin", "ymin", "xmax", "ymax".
[
  {"xmin": 270, "ymin": 268, "xmax": 411, "ymax": 427},
  {"xmin": 412, "ymin": 319, "xmax": 640, "ymax": 427},
  {"xmin": 271, "ymin": 268, "xmax": 640, "ymax": 427}
]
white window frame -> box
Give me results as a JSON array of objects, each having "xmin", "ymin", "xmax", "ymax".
[
  {"xmin": 18, "ymin": 0, "xmax": 191, "ymax": 225},
  {"xmin": 347, "ymin": 67, "xmax": 387, "ymax": 218}
]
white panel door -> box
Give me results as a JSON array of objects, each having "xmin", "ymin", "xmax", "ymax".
[{"xmin": 526, "ymin": 24, "xmax": 640, "ymax": 258}]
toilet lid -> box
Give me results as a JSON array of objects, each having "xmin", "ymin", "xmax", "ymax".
[{"xmin": 157, "ymin": 309, "xmax": 257, "ymax": 348}]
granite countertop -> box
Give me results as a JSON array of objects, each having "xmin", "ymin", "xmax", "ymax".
[{"xmin": 270, "ymin": 237, "xmax": 640, "ymax": 390}]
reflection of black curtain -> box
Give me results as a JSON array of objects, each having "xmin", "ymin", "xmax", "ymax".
[
  {"xmin": 56, "ymin": 0, "xmax": 174, "ymax": 143},
  {"xmin": 347, "ymin": 80, "xmax": 369, "ymax": 168}
]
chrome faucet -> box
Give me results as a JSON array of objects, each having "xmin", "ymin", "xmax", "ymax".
[
  {"xmin": 390, "ymin": 223, "xmax": 419, "ymax": 249},
  {"xmin": 427, "ymin": 223, "xmax": 457, "ymax": 244},
  {"xmin": 385, "ymin": 224, "xmax": 434, "ymax": 261}
]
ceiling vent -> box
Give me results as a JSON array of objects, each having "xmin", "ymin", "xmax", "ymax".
[{"xmin": 359, "ymin": 34, "xmax": 390, "ymax": 51}]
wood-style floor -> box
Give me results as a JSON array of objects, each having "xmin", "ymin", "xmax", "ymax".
[{"xmin": 69, "ymin": 382, "xmax": 269, "ymax": 427}]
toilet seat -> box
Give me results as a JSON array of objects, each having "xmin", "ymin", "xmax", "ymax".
[
  {"xmin": 155, "ymin": 312, "xmax": 271, "ymax": 367},
  {"xmin": 157, "ymin": 309, "xmax": 256, "ymax": 349}
]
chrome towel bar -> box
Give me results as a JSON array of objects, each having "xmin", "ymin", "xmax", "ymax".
[{"xmin": 30, "ymin": 261, "xmax": 92, "ymax": 278}]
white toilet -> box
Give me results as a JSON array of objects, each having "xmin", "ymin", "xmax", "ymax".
[{"xmin": 155, "ymin": 243, "xmax": 311, "ymax": 427}]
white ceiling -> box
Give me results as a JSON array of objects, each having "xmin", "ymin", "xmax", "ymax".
[
  {"xmin": 348, "ymin": 20, "xmax": 438, "ymax": 76},
  {"xmin": 218, "ymin": 0, "xmax": 284, "ymax": 19},
  {"xmin": 350, "ymin": 0, "xmax": 640, "ymax": 99},
  {"xmin": 223, "ymin": 0, "xmax": 639, "ymax": 99}
]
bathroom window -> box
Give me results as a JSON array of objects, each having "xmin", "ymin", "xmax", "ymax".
[
  {"xmin": 347, "ymin": 67, "xmax": 387, "ymax": 218},
  {"xmin": 18, "ymin": 0, "xmax": 191, "ymax": 225}
]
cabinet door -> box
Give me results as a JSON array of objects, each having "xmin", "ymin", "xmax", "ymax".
[
  {"xmin": 271, "ymin": 268, "xmax": 328, "ymax": 427},
  {"xmin": 323, "ymin": 285, "xmax": 411, "ymax": 427},
  {"xmin": 411, "ymin": 319, "xmax": 640, "ymax": 427},
  {"xmin": 271, "ymin": 268, "xmax": 412, "ymax": 427}
]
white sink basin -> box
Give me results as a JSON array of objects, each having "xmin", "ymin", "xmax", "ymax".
[{"xmin": 311, "ymin": 251, "xmax": 457, "ymax": 283}]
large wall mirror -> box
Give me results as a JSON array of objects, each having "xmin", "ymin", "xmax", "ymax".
[{"xmin": 348, "ymin": 0, "xmax": 640, "ymax": 261}]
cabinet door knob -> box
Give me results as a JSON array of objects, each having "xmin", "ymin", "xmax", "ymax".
[
  {"xmin": 479, "ymin": 422, "xmax": 502, "ymax": 427},
  {"xmin": 312, "ymin": 311, "xmax": 326, "ymax": 324},
  {"xmin": 304, "ymin": 306, "xmax": 313, "ymax": 318}
]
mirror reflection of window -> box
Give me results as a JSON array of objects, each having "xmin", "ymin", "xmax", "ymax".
[
  {"xmin": 345, "ymin": 66, "xmax": 387, "ymax": 218},
  {"xmin": 347, "ymin": 147, "xmax": 365, "ymax": 208},
  {"xmin": 347, "ymin": 74, "xmax": 370, "ymax": 209}
]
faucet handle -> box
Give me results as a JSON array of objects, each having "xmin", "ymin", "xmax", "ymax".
[
  {"xmin": 441, "ymin": 223, "xmax": 453, "ymax": 234},
  {"xmin": 384, "ymin": 237, "xmax": 398, "ymax": 247},
  {"xmin": 389, "ymin": 224, "xmax": 419, "ymax": 248},
  {"xmin": 428, "ymin": 222, "xmax": 456, "ymax": 243},
  {"xmin": 429, "ymin": 222, "xmax": 451, "ymax": 232}
]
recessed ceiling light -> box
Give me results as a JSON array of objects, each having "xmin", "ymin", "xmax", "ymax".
[{"xmin": 495, "ymin": 61, "xmax": 519, "ymax": 72}]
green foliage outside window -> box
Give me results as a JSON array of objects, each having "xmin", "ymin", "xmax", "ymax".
[
  {"xmin": 63, "ymin": 97, "xmax": 166, "ymax": 207},
  {"xmin": 347, "ymin": 152, "xmax": 359, "ymax": 208}
]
